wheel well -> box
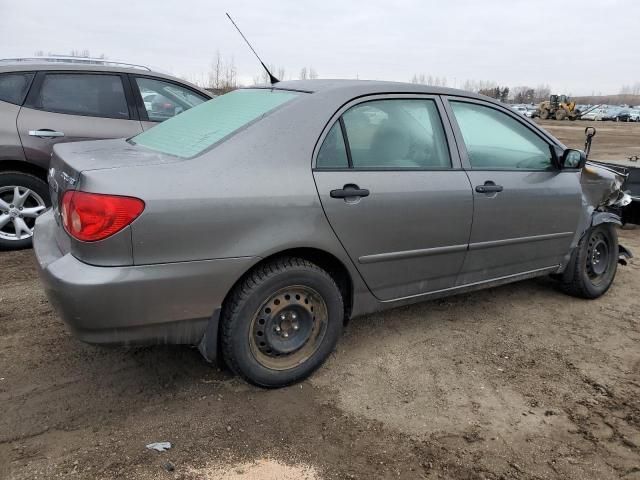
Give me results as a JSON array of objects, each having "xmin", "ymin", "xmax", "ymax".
[
  {"xmin": 0, "ymin": 160, "xmax": 48, "ymax": 183},
  {"xmin": 229, "ymin": 248, "xmax": 354, "ymax": 322}
]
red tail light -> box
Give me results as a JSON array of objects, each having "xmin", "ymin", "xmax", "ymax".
[{"xmin": 61, "ymin": 191, "xmax": 145, "ymax": 242}]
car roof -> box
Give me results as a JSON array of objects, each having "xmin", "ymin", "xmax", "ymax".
[
  {"xmin": 252, "ymin": 78, "xmax": 496, "ymax": 103},
  {"xmin": 0, "ymin": 62, "xmax": 212, "ymax": 97}
]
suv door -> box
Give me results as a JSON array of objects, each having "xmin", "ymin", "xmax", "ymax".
[
  {"xmin": 16, "ymin": 72, "xmax": 143, "ymax": 168},
  {"xmin": 130, "ymin": 76, "xmax": 209, "ymax": 130},
  {"xmin": 0, "ymin": 72, "xmax": 34, "ymax": 162},
  {"xmin": 313, "ymin": 96, "xmax": 473, "ymax": 301},
  {"xmin": 444, "ymin": 97, "xmax": 583, "ymax": 285}
]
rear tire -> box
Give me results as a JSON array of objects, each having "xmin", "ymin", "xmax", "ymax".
[
  {"xmin": 555, "ymin": 109, "xmax": 567, "ymax": 121},
  {"xmin": 539, "ymin": 109, "xmax": 550, "ymax": 120},
  {"xmin": 0, "ymin": 171, "xmax": 50, "ymax": 251},
  {"xmin": 560, "ymin": 224, "xmax": 618, "ymax": 299},
  {"xmin": 220, "ymin": 257, "xmax": 344, "ymax": 387}
]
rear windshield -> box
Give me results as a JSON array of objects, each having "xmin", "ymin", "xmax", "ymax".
[{"xmin": 131, "ymin": 88, "xmax": 299, "ymax": 158}]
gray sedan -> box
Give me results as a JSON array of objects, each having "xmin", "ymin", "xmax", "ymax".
[{"xmin": 34, "ymin": 80, "xmax": 630, "ymax": 387}]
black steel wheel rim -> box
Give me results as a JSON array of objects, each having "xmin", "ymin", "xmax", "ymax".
[
  {"xmin": 249, "ymin": 285, "xmax": 328, "ymax": 370},
  {"xmin": 586, "ymin": 231, "xmax": 610, "ymax": 283}
]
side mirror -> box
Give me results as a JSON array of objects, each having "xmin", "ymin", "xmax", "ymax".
[{"xmin": 561, "ymin": 149, "xmax": 586, "ymax": 169}]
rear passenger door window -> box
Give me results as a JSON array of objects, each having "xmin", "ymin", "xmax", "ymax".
[
  {"xmin": 316, "ymin": 122, "xmax": 349, "ymax": 168},
  {"xmin": 0, "ymin": 73, "xmax": 34, "ymax": 105},
  {"xmin": 340, "ymin": 99, "xmax": 451, "ymax": 169},
  {"xmin": 34, "ymin": 73, "xmax": 130, "ymax": 119}
]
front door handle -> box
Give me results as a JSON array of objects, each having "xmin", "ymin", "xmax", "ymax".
[
  {"xmin": 330, "ymin": 184, "xmax": 370, "ymax": 199},
  {"xmin": 475, "ymin": 181, "xmax": 503, "ymax": 194},
  {"xmin": 29, "ymin": 129, "xmax": 65, "ymax": 138}
]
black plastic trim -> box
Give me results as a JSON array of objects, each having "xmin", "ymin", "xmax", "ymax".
[{"xmin": 338, "ymin": 117, "xmax": 353, "ymax": 168}]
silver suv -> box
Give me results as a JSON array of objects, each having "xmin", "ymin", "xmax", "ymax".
[{"xmin": 0, "ymin": 58, "xmax": 212, "ymax": 249}]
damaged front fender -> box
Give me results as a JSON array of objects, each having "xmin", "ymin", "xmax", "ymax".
[{"xmin": 558, "ymin": 161, "xmax": 632, "ymax": 273}]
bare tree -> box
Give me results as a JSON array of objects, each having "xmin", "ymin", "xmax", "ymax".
[
  {"xmin": 69, "ymin": 49, "xmax": 91, "ymax": 58},
  {"xmin": 534, "ymin": 84, "xmax": 551, "ymax": 103},
  {"xmin": 223, "ymin": 56, "xmax": 237, "ymax": 90},
  {"xmin": 309, "ymin": 68, "xmax": 318, "ymax": 79},
  {"xmin": 209, "ymin": 50, "xmax": 223, "ymax": 90},
  {"xmin": 207, "ymin": 52, "xmax": 238, "ymax": 93},
  {"xmin": 299, "ymin": 67, "xmax": 308, "ymax": 80},
  {"xmin": 411, "ymin": 74, "xmax": 447, "ymax": 87}
]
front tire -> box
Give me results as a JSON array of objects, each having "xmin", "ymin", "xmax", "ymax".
[
  {"xmin": 0, "ymin": 171, "xmax": 50, "ymax": 251},
  {"xmin": 560, "ymin": 224, "xmax": 618, "ymax": 299},
  {"xmin": 220, "ymin": 257, "xmax": 344, "ymax": 387}
]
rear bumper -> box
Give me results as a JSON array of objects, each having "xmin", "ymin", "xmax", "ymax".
[{"xmin": 34, "ymin": 210, "xmax": 255, "ymax": 345}]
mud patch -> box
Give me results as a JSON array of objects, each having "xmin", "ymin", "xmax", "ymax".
[{"xmin": 186, "ymin": 459, "xmax": 319, "ymax": 480}]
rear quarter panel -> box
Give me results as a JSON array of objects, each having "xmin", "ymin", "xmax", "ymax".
[{"xmin": 78, "ymin": 92, "xmax": 361, "ymax": 274}]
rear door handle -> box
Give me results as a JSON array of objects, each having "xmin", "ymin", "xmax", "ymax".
[
  {"xmin": 475, "ymin": 181, "xmax": 503, "ymax": 194},
  {"xmin": 330, "ymin": 184, "xmax": 370, "ymax": 199},
  {"xmin": 29, "ymin": 129, "xmax": 65, "ymax": 138}
]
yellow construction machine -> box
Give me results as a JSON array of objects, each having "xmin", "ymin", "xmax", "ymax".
[{"xmin": 535, "ymin": 94, "xmax": 580, "ymax": 120}]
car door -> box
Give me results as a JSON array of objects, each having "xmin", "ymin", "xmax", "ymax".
[
  {"xmin": 129, "ymin": 76, "xmax": 209, "ymax": 131},
  {"xmin": 444, "ymin": 97, "xmax": 583, "ymax": 285},
  {"xmin": 17, "ymin": 71, "xmax": 143, "ymax": 167},
  {"xmin": 313, "ymin": 95, "xmax": 474, "ymax": 301},
  {"xmin": 0, "ymin": 72, "xmax": 35, "ymax": 163}
]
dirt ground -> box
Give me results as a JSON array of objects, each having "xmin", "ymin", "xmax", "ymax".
[
  {"xmin": 537, "ymin": 119, "xmax": 640, "ymax": 161},
  {"xmin": 1, "ymin": 121, "xmax": 639, "ymax": 480}
]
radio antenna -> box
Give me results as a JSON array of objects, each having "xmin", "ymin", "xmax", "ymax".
[{"xmin": 225, "ymin": 12, "xmax": 279, "ymax": 85}]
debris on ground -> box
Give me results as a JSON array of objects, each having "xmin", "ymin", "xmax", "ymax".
[{"xmin": 145, "ymin": 442, "xmax": 172, "ymax": 452}]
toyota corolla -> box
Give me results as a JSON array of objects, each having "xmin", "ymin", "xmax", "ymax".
[{"xmin": 34, "ymin": 80, "xmax": 630, "ymax": 387}]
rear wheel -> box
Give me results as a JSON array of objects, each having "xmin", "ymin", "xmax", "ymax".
[
  {"xmin": 0, "ymin": 172, "xmax": 50, "ymax": 251},
  {"xmin": 539, "ymin": 109, "xmax": 550, "ymax": 120},
  {"xmin": 220, "ymin": 257, "xmax": 344, "ymax": 387},
  {"xmin": 555, "ymin": 109, "xmax": 567, "ymax": 120},
  {"xmin": 560, "ymin": 224, "xmax": 618, "ymax": 299}
]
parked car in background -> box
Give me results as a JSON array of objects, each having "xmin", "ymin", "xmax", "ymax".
[
  {"xmin": 602, "ymin": 107, "xmax": 626, "ymax": 122},
  {"xmin": 0, "ymin": 58, "xmax": 212, "ymax": 250},
  {"xmin": 34, "ymin": 80, "xmax": 630, "ymax": 387},
  {"xmin": 511, "ymin": 105, "xmax": 528, "ymax": 116},
  {"xmin": 629, "ymin": 109, "xmax": 640, "ymax": 122},
  {"xmin": 580, "ymin": 107, "xmax": 607, "ymax": 121},
  {"xmin": 610, "ymin": 109, "xmax": 636, "ymax": 122}
]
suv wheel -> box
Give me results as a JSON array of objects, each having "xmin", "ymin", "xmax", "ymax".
[
  {"xmin": 0, "ymin": 172, "xmax": 50, "ymax": 250},
  {"xmin": 560, "ymin": 224, "xmax": 618, "ymax": 299},
  {"xmin": 220, "ymin": 257, "xmax": 344, "ymax": 388}
]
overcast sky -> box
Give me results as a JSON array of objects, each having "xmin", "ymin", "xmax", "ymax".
[{"xmin": 1, "ymin": 0, "xmax": 638, "ymax": 95}]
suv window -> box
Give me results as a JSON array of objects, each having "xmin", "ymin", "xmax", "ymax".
[
  {"xmin": 135, "ymin": 77, "xmax": 208, "ymax": 122},
  {"xmin": 35, "ymin": 73, "xmax": 129, "ymax": 119},
  {"xmin": 450, "ymin": 101, "xmax": 552, "ymax": 170},
  {"xmin": 0, "ymin": 73, "xmax": 34, "ymax": 105},
  {"xmin": 340, "ymin": 99, "xmax": 450, "ymax": 169}
]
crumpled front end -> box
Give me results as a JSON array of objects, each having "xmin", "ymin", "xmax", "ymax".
[
  {"xmin": 561, "ymin": 161, "xmax": 633, "ymax": 270},
  {"xmin": 581, "ymin": 161, "xmax": 632, "ymax": 211}
]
